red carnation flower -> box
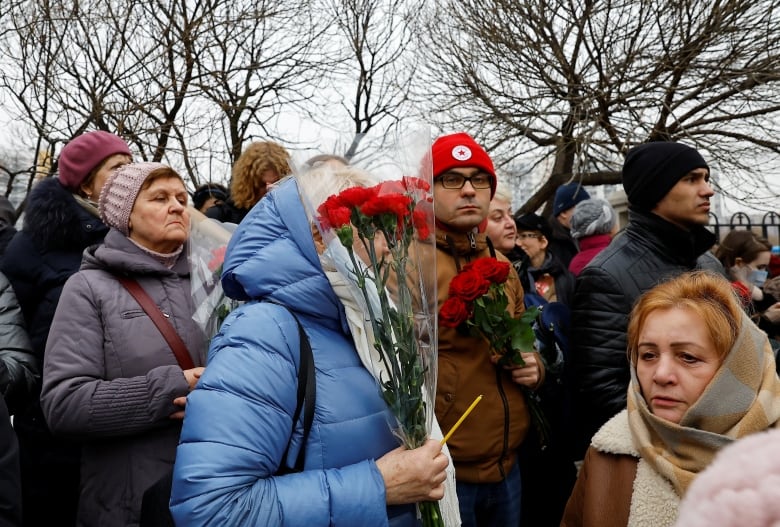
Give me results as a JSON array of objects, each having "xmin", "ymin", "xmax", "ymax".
[
  {"xmin": 412, "ymin": 208, "xmax": 430, "ymax": 240},
  {"xmin": 338, "ymin": 186, "xmax": 378, "ymax": 208},
  {"xmin": 318, "ymin": 195, "xmax": 353, "ymax": 230},
  {"xmin": 360, "ymin": 193, "xmax": 412, "ymax": 218},
  {"xmin": 402, "ymin": 176, "xmax": 431, "ymax": 192}
]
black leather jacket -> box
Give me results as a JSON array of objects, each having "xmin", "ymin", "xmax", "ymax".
[{"xmin": 569, "ymin": 209, "xmax": 722, "ymax": 457}]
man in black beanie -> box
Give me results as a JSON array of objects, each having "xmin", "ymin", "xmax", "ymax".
[{"xmin": 567, "ymin": 141, "xmax": 724, "ymax": 460}]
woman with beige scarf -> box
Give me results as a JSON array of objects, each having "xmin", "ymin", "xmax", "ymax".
[{"xmin": 561, "ymin": 270, "xmax": 780, "ymax": 527}]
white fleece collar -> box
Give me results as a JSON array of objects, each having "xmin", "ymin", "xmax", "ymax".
[{"xmin": 592, "ymin": 410, "xmax": 680, "ymax": 527}]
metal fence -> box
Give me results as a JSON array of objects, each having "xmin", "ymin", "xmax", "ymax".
[{"xmin": 710, "ymin": 211, "xmax": 780, "ymax": 247}]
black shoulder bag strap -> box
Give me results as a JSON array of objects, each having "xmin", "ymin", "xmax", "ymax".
[{"xmin": 276, "ymin": 307, "xmax": 316, "ymax": 475}]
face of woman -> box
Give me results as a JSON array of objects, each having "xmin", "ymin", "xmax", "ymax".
[
  {"xmin": 516, "ymin": 231, "xmax": 547, "ymax": 267},
  {"xmin": 79, "ymin": 153, "xmax": 133, "ymax": 201},
  {"xmin": 485, "ymin": 198, "xmax": 517, "ymax": 254},
  {"xmin": 636, "ymin": 307, "xmax": 722, "ymax": 424},
  {"xmin": 257, "ymin": 169, "xmax": 282, "ymax": 200},
  {"xmin": 129, "ymin": 177, "xmax": 190, "ymax": 253}
]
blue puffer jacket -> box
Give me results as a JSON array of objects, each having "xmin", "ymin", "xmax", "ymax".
[{"xmin": 170, "ymin": 178, "xmax": 417, "ymax": 526}]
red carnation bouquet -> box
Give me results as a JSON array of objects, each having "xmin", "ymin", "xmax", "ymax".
[
  {"xmin": 317, "ymin": 175, "xmax": 444, "ymax": 526},
  {"xmin": 439, "ymin": 257, "xmax": 549, "ymax": 443}
]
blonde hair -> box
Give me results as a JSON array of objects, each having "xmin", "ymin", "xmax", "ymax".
[
  {"xmin": 492, "ymin": 180, "xmax": 513, "ymax": 206},
  {"xmin": 627, "ymin": 271, "xmax": 742, "ymax": 364},
  {"xmin": 231, "ymin": 141, "xmax": 292, "ymax": 209},
  {"xmin": 296, "ymin": 164, "xmax": 378, "ymax": 211}
]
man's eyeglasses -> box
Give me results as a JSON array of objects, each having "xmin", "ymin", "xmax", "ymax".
[
  {"xmin": 436, "ymin": 172, "xmax": 493, "ymax": 190},
  {"xmin": 516, "ymin": 233, "xmax": 543, "ymax": 240}
]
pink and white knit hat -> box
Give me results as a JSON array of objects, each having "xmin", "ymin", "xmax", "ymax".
[{"xmin": 99, "ymin": 162, "xmax": 168, "ymax": 235}]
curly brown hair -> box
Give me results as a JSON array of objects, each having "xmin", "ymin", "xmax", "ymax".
[{"xmin": 230, "ymin": 141, "xmax": 292, "ymax": 209}]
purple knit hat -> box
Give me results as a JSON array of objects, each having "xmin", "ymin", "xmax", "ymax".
[
  {"xmin": 58, "ymin": 131, "xmax": 132, "ymax": 191},
  {"xmin": 99, "ymin": 162, "xmax": 168, "ymax": 235}
]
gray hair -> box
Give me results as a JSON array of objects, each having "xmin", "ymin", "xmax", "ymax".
[
  {"xmin": 570, "ymin": 198, "xmax": 616, "ymax": 239},
  {"xmin": 294, "ymin": 163, "xmax": 379, "ymax": 211}
]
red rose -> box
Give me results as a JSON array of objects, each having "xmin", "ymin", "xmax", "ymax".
[
  {"xmin": 448, "ymin": 270, "xmax": 490, "ymax": 301},
  {"xmin": 464, "ymin": 257, "xmax": 510, "ymax": 284},
  {"xmin": 439, "ymin": 296, "xmax": 471, "ymax": 328}
]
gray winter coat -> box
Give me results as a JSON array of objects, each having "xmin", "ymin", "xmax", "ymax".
[
  {"xmin": 40, "ymin": 230, "xmax": 206, "ymax": 527},
  {"xmin": 0, "ymin": 272, "xmax": 38, "ymax": 415}
]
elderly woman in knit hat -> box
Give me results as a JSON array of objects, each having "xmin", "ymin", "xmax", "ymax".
[
  {"xmin": 40, "ymin": 162, "xmax": 206, "ymax": 527},
  {"xmin": 562, "ymin": 270, "xmax": 780, "ymax": 527},
  {"xmin": 0, "ymin": 130, "xmax": 132, "ymax": 527},
  {"xmin": 568, "ymin": 198, "xmax": 619, "ymax": 276}
]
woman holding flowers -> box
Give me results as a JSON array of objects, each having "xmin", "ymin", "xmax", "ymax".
[
  {"xmin": 170, "ymin": 163, "xmax": 450, "ymax": 526},
  {"xmin": 561, "ymin": 271, "xmax": 780, "ymax": 527}
]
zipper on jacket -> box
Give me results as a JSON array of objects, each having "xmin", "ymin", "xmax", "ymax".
[
  {"xmin": 495, "ymin": 367, "xmax": 510, "ymax": 480},
  {"xmin": 467, "ymin": 231, "xmax": 477, "ymax": 250}
]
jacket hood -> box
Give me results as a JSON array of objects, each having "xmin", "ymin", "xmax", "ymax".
[
  {"xmin": 23, "ymin": 177, "xmax": 107, "ymax": 251},
  {"xmin": 220, "ymin": 178, "xmax": 345, "ymax": 325},
  {"xmin": 81, "ymin": 229, "xmax": 190, "ymax": 278}
]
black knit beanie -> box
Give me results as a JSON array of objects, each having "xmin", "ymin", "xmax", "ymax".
[{"xmin": 622, "ymin": 142, "xmax": 708, "ymax": 211}]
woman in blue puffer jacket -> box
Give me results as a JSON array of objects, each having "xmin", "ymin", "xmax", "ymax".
[{"xmin": 170, "ymin": 167, "xmax": 449, "ymax": 526}]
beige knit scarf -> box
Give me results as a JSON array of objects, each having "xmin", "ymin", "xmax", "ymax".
[{"xmin": 627, "ymin": 311, "xmax": 780, "ymax": 497}]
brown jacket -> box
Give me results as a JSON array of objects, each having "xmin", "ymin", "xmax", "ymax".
[
  {"xmin": 433, "ymin": 227, "xmax": 532, "ymax": 483},
  {"xmin": 560, "ymin": 447, "xmax": 636, "ymax": 527},
  {"xmin": 561, "ymin": 410, "xmax": 681, "ymax": 527}
]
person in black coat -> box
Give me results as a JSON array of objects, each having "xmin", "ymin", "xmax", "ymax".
[
  {"xmin": 569, "ymin": 141, "xmax": 724, "ymax": 460},
  {"xmin": 1, "ymin": 130, "xmax": 132, "ymax": 527},
  {"xmin": 0, "ymin": 197, "xmax": 17, "ymax": 260},
  {"xmin": 545, "ymin": 182, "xmax": 591, "ymax": 268},
  {"xmin": 0, "ymin": 397, "xmax": 21, "ymax": 527},
  {"xmin": 513, "ymin": 213, "xmax": 576, "ymax": 308}
]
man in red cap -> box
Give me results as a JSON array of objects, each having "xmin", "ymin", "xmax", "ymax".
[{"xmin": 430, "ymin": 132, "xmax": 545, "ymax": 527}]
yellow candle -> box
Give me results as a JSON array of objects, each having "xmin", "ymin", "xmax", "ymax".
[{"xmin": 441, "ymin": 395, "xmax": 483, "ymax": 445}]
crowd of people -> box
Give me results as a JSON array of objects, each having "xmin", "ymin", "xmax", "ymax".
[{"xmin": 0, "ymin": 128, "xmax": 776, "ymax": 527}]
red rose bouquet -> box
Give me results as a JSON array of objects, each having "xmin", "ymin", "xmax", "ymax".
[
  {"xmin": 440, "ymin": 257, "xmax": 537, "ymax": 366},
  {"xmin": 439, "ymin": 257, "xmax": 550, "ymax": 443},
  {"xmin": 316, "ymin": 173, "xmax": 444, "ymax": 526}
]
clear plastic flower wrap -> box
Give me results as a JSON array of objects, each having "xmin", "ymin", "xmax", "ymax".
[
  {"xmin": 298, "ymin": 128, "xmax": 452, "ymax": 526},
  {"xmin": 187, "ymin": 207, "xmax": 241, "ymax": 345}
]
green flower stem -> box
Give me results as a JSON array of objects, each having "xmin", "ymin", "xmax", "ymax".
[{"xmin": 419, "ymin": 501, "xmax": 444, "ymax": 527}]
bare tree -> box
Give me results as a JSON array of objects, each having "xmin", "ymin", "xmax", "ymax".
[
  {"xmin": 421, "ymin": 0, "xmax": 780, "ymax": 213},
  {"xmin": 322, "ymin": 0, "xmax": 425, "ymax": 162},
  {"xmin": 190, "ymin": 0, "xmax": 327, "ymax": 173},
  {"xmin": 0, "ymin": 0, "xmax": 326, "ymax": 191}
]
